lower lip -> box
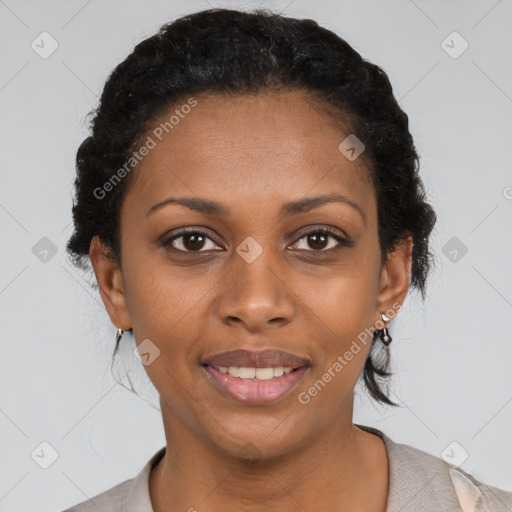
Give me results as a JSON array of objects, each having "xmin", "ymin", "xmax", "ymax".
[{"xmin": 202, "ymin": 365, "xmax": 310, "ymax": 405}]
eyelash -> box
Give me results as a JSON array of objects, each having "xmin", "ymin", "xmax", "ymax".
[{"xmin": 161, "ymin": 226, "xmax": 353, "ymax": 254}]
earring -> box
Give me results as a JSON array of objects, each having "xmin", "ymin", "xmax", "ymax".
[
  {"xmin": 379, "ymin": 313, "xmax": 392, "ymax": 346},
  {"xmin": 115, "ymin": 328, "xmax": 124, "ymax": 345}
]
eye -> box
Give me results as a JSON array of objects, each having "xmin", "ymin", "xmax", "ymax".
[
  {"xmin": 161, "ymin": 226, "xmax": 352, "ymax": 254},
  {"xmin": 290, "ymin": 227, "xmax": 351, "ymax": 252},
  {"xmin": 162, "ymin": 229, "xmax": 222, "ymax": 253}
]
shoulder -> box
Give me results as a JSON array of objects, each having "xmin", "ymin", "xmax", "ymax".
[
  {"xmin": 60, "ymin": 446, "xmax": 166, "ymax": 512},
  {"xmin": 373, "ymin": 426, "xmax": 512, "ymax": 512},
  {"xmin": 60, "ymin": 478, "xmax": 133, "ymax": 512}
]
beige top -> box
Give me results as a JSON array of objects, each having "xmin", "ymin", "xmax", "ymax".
[{"xmin": 62, "ymin": 424, "xmax": 512, "ymax": 512}]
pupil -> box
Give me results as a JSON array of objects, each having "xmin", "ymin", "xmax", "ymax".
[
  {"xmin": 309, "ymin": 232, "xmax": 327, "ymax": 250},
  {"xmin": 184, "ymin": 233, "xmax": 205, "ymax": 251}
]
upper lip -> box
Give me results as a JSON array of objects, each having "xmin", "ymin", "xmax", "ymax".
[{"xmin": 201, "ymin": 349, "xmax": 311, "ymax": 369}]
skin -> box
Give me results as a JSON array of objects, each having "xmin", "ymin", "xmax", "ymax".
[{"xmin": 89, "ymin": 89, "xmax": 413, "ymax": 512}]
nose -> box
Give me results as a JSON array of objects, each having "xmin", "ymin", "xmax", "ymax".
[{"xmin": 216, "ymin": 245, "xmax": 294, "ymax": 332}]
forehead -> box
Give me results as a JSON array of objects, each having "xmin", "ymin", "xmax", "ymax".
[{"xmin": 123, "ymin": 90, "xmax": 375, "ymax": 220}]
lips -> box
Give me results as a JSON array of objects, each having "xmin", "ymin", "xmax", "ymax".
[
  {"xmin": 203, "ymin": 364, "xmax": 310, "ymax": 405},
  {"xmin": 201, "ymin": 348, "xmax": 311, "ymax": 369}
]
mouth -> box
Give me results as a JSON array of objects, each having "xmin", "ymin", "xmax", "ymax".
[
  {"xmin": 200, "ymin": 348, "xmax": 312, "ymax": 405},
  {"xmin": 200, "ymin": 361, "xmax": 311, "ymax": 405}
]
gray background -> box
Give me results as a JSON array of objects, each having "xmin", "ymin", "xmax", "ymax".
[{"xmin": 1, "ymin": 0, "xmax": 511, "ymax": 510}]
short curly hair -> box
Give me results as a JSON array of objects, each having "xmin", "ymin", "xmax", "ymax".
[{"xmin": 66, "ymin": 7, "xmax": 437, "ymax": 406}]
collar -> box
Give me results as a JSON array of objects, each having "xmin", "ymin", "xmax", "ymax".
[{"xmin": 124, "ymin": 445, "xmax": 165, "ymax": 512}]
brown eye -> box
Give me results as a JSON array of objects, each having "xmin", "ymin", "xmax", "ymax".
[
  {"xmin": 291, "ymin": 228, "xmax": 352, "ymax": 252},
  {"xmin": 163, "ymin": 229, "xmax": 222, "ymax": 252}
]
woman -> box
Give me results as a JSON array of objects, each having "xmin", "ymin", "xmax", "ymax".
[{"xmin": 62, "ymin": 7, "xmax": 511, "ymax": 512}]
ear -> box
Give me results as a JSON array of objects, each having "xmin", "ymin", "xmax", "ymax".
[
  {"xmin": 89, "ymin": 235, "xmax": 132, "ymax": 330},
  {"xmin": 375, "ymin": 234, "xmax": 413, "ymax": 323}
]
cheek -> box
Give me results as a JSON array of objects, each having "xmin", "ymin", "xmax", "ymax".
[
  {"xmin": 299, "ymin": 288, "xmax": 375, "ymax": 414},
  {"xmin": 122, "ymin": 262, "xmax": 207, "ymax": 399},
  {"xmin": 121, "ymin": 257, "xmax": 222, "ymax": 395},
  {"xmin": 122, "ymin": 249, "xmax": 211, "ymax": 337},
  {"xmin": 313, "ymin": 260, "xmax": 380, "ymax": 337},
  {"xmin": 306, "ymin": 253, "xmax": 380, "ymax": 378}
]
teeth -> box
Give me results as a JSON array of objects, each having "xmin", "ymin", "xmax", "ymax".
[
  {"xmin": 239, "ymin": 367, "xmax": 256, "ymax": 379},
  {"xmin": 273, "ymin": 367, "xmax": 284, "ymax": 377},
  {"xmin": 215, "ymin": 366, "xmax": 296, "ymax": 380}
]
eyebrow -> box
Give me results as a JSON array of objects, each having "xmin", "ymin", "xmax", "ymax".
[{"xmin": 147, "ymin": 193, "xmax": 366, "ymax": 225}]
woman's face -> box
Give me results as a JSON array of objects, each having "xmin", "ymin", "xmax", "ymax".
[{"xmin": 91, "ymin": 90, "xmax": 411, "ymax": 459}]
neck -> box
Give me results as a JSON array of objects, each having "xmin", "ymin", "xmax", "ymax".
[{"xmin": 148, "ymin": 400, "xmax": 388, "ymax": 512}]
